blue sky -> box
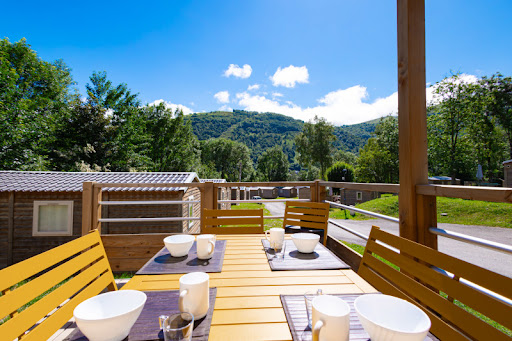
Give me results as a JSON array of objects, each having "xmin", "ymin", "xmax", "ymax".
[{"xmin": 3, "ymin": 1, "xmax": 512, "ymax": 125}]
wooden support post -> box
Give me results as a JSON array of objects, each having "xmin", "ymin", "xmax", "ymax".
[
  {"xmin": 92, "ymin": 185, "xmax": 102, "ymax": 233},
  {"xmin": 82, "ymin": 182, "xmax": 94, "ymax": 236},
  {"xmin": 397, "ymin": 0, "xmax": 437, "ymax": 249},
  {"xmin": 201, "ymin": 182, "xmax": 215, "ymax": 232},
  {"xmin": 317, "ymin": 180, "xmax": 326, "ymax": 203},
  {"xmin": 7, "ymin": 191, "xmax": 14, "ymax": 266},
  {"xmin": 310, "ymin": 181, "xmax": 318, "ymax": 202}
]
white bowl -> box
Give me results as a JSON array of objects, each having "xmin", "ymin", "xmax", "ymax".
[
  {"xmin": 74, "ymin": 290, "xmax": 147, "ymax": 341},
  {"xmin": 291, "ymin": 233, "xmax": 320, "ymax": 253},
  {"xmin": 164, "ymin": 234, "xmax": 195, "ymax": 257},
  {"xmin": 354, "ymin": 294, "xmax": 431, "ymax": 341}
]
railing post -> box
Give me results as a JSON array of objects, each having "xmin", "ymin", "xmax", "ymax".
[
  {"xmin": 310, "ymin": 181, "xmax": 318, "ymax": 202},
  {"xmin": 82, "ymin": 182, "xmax": 93, "ymax": 236},
  {"xmin": 201, "ymin": 182, "xmax": 215, "ymax": 232},
  {"xmin": 397, "ymin": 0, "xmax": 437, "ymax": 249},
  {"xmin": 92, "ymin": 185, "xmax": 102, "ymax": 233}
]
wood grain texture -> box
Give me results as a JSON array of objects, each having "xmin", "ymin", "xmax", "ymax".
[
  {"xmin": 283, "ymin": 201, "xmax": 329, "ymax": 245},
  {"xmin": 202, "ymin": 208, "xmax": 264, "ymax": 234}
]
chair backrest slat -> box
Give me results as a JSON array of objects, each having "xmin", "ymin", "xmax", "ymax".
[
  {"xmin": 0, "ymin": 230, "xmax": 116, "ymax": 340},
  {"xmin": 283, "ymin": 201, "xmax": 330, "ymax": 244},
  {"xmin": 359, "ymin": 226, "xmax": 512, "ymax": 341},
  {"xmin": 202, "ymin": 208, "xmax": 264, "ymax": 234}
]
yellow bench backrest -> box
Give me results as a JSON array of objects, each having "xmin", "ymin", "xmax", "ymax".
[
  {"xmin": 283, "ymin": 201, "xmax": 330, "ymax": 245},
  {"xmin": 0, "ymin": 230, "xmax": 117, "ymax": 341},
  {"xmin": 359, "ymin": 226, "xmax": 512, "ymax": 341},
  {"xmin": 202, "ymin": 208, "xmax": 264, "ymax": 234}
]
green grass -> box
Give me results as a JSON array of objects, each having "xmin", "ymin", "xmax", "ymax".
[
  {"xmin": 231, "ymin": 202, "xmax": 282, "ymax": 230},
  {"xmin": 331, "ymin": 194, "xmax": 512, "ymax": 228},
  {"xmin": 341, "ymin": 241, "xmax": 511, "ymax": 336}
]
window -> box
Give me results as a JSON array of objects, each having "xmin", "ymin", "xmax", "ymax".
[
  {"xmin": 33, "ymin": 201, "xmax": 73, "ymax": 236},
  {"xmin": 188, "ymin": 196, "xmax": 194, "ymax": 228},
  {"xmin": 356, "ymin": 192, "xmax": 363, "ymax": 201}
]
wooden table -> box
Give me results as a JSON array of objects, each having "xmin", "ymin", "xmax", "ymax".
[{"xmin": 122, "ymin": 234, "xmax": 378, "ymax": 341}]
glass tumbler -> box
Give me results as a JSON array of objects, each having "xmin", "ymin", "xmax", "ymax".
[
  {"xmin": 160, "ymin": 312, "xmax": 194, "ymax": 341},
  {"xmin": 304, "ymin": 289, "xmax": 323, "ymax": 328},
  {"xmin": 272, "ymin": 240, "xmax": 286, "ymax": 261}
]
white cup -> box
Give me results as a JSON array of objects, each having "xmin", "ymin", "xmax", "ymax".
[
  {"xmin": 265, "ymin": 227, "xmax": 285, "ymax": 249},
  {"xmin": 196, "ymin": 234, "xmax": 216, "ymax": 260},
  {"xmin": 179, "ymin": 272, "xmax": 210, "ymax": 320},
  {"xmin": 312, "ymin": 295, "xmax": 350, "ymax": 341}
]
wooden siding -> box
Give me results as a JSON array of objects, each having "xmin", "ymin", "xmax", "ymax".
[
  {"xmin": 182, "ymin": 187, "xmax": 201, "ymax": 234},
  {"xmin": 505, "ymin": 163, "xmax": 512, "ymax": 188},
  {"xmin": 0, "ymin": 192, "xmax": 10, "ymax": 268}
]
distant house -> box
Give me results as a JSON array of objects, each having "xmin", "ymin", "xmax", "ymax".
[
  {"xmin": 259, "ymin": 187, "xmax": 278, "ymax": 199},
  {"xmin": 0, "ymin": 171, "xmax": 201, "ymax": 268},
  {"xmin": 278, "ymin": 187, "xmax": 298, "ymax": 198},
  {"xmin": 247, "ymin": 187, "xmax": 260, "ymax": 199},
  {"xmin": 200, "ymin": 178, "xmax": 229, "ymax": 209},
  {"xmin": 298, "ymin": 186, "xmax": 310, "ymax": 199},
  {"xmin": 428, "ymin": 176, "xmax": 460, "ymax": 185},
  {"xmin": 504, "ymin": 160, "xmax": 512, "ymax": 187},
  {"xmin": 338, "ymin": 189, "xmax": 380, "ymax": 206}
]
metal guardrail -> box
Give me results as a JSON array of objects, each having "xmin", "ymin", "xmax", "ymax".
[
  {"xmin": 99, "ymin": 200, "xmax": 200, "ymax": 205},
  {"xmin": 218, "ymin": 199, "xmax": 309, "ymax": 203},
  {"xmin": 99, "ymin": 217, "xmax": 200, "ymax": 223},
  {"xmin": 325, "ymin": 200, "xmax": 399, "ymax": 223},
  {"xmin": 430, "ymin": 227, "xmax": 512, "ymax": 256},
  {"xmin": 328, "ymin": 219, "xmax": 369, "ymax": 241}
]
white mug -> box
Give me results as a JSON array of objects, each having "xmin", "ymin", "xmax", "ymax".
[
  {"xmin": 312, "ymin": 295, "xmax": 350, "ymax": 341},
  {"xmin": 196, "ymin": 234, "xmax": 216, "ymax": 260},
  {"xmin": 179, "ymin": 272, "xmax": 209, "ymax": 320},
  {"xmin": 265, "ymin": 227, "xmax": 285, "ymax": 248}
]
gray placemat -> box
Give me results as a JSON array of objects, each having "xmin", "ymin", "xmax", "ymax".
[
  {"xmin": 262, "ymin": 239, "xmax": 350, "ymax": 270},
  {"xmin": 281, "ymin": 293, "xmax": 438, "ymax": 341},
  {"xmin": 65, "ymin": 288, "xmax": 217, "ymax": 341},
  {"xmin": 136, "ymin": 240, "xmax": 227, "ymax": 275}
]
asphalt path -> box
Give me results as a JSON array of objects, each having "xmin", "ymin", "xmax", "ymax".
[{"xmin": 264, "ymin": 201, "xmax": 512, "ymax": 278}]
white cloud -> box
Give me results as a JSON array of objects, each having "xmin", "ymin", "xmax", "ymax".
[
  {"xmin": 270, "ymin": 65, "xmax": 309, "ymax": 88},
  {"xmin": 214, "ymin": 91, "xmax": 230, "ymax": 104},
  {"xmin": 236, "ymin": 85, "xmax": 397, "ymax": 125},
  {"xmin": 272, "ymin": 92, "xmax": 283, "ymax": 98},
  {"xmin": 224, "ymin": 64, "xmax": 252, "ymax": 79},
  {"xmin": 219, "ymin": 105, "xmax": 233, "ymax": 112},
  {"xmin": 247, "ymin": 84, "xmax": 260, "ymax": 91},
  {"xmin": 426, "ymin": 73, "xmax": 478, "ymax": 105},
  {"xmin": 149, "ymin": 99, "xmax": 194, "ymax": 115}
]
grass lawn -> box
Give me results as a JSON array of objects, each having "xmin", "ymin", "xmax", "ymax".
[
  {"xmin": 231, "ymin": 202, "xmax": 282, "ymax": 230},
  {"xmin": 331, "ymin": 194, "xmax": 512, "ymax": 228}
]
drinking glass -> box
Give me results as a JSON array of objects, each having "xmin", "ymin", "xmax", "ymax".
[
  {"xmin": 160, "ymin": 312, "xmax": 194, "ymax": 341},
  {"xmin": 304, "ymin": 289, "xmax": 323, "ymax": 328},
  {"xmin": 272, "ymin": 240, "xmax": 286, "ymax": 261}
]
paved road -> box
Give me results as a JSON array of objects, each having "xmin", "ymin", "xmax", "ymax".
[{"xmin": 264, "ymin": 202, "xmax": 512, "ymax": 278}]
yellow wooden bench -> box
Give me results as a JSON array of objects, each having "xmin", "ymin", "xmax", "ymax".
[
  {"xmin": 0, "ymin": 229, "xmax": 117, "ymax": 341},
  {"xmin": 202, "ymin": 208, "xmax": 264, "ymax": 234},
  {"xmin": 358, "ymin": 226, "xmax": 512, "ymax": 340},
  {"xmin": 283, "ymin": 201, "xmax": 330, "ymax": 245}
]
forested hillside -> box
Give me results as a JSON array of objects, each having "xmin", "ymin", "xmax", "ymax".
[{"xmin": 186, "ymin": 110, "xmax": 378, "ymax": 163}]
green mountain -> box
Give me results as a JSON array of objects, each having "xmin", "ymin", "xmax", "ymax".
[{"xmin": 186, "ymin": 110, "xmax": 378, "ymax": 164}]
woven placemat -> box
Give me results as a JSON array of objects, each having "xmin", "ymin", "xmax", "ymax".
[
  {"xmin": 281, "ymin": 293, "xmax": 438, "ymax": 341},
  {"xmin": 65, "ymin": 288, "xmax": 217, "ymax": 341},
  {"xmin": 261, "ymin": 239, "xmax": 350, "ymax": 270},
  {"xmin": 137, "ymin": 240, "xmax": 227, "ymax": 275}
]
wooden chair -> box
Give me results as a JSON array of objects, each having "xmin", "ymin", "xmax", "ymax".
[
  {"xmin": 202, "ymin": 208, "xmax": 264, "ymax": 234},
  {"xmin": 283, "ymin": 201, "xmax": 330, "ymax": 245},
  {"xmin": 0, "ymin": 229, "xmax": 117, "ymax": 341},
  {"xmin": 358, "ymin": 226, "xmax": 512, "ymax": 341}
]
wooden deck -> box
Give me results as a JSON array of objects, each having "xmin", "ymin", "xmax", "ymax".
[{"xmin": 120, "ymin": 234, "xmax": 377, "ymax": 341}]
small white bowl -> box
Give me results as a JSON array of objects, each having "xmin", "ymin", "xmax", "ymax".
[
  {"xmin": 291, "ymin": 233, "xmax": 320, "ymax": 253},
  {"xmin": 74, "ymin": 290, "xmax": 147, "ymax": 341},
  {"xmin": 164, "ymin": 235, "xmax": 195, "ymax": 257},
  {"xmin": 354, "ymin": 294, "xmax": 431, "ymax": 341}
]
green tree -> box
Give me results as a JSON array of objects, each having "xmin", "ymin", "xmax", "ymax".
[
  {"xmin": 332, "ymin": 150, "xmax": 357, "ymax": 166},
  {"xmin": 257, "ymin": 146, "xmax": 289, "ymax": 181},
  {"xmin": 294, "ymin": 115, "xmax": 336, "ymax": 178},
  {"xmin": 326, "ymin": 162, "xmax": 355, "ymax": 182},
  {"xmin": 0, "ymin": 38, "xmax": 74, "ymax": 170},
  {"xmin": 355, "ymin": 116, "xmax": 399, "ymax": 183},
  {"xmin": 86, "ymin": 71, "xmax": 139, "ymax": 111},
  {"xmin": 200, "ymin": 138, "xmax": 253, "ymax": 181}
]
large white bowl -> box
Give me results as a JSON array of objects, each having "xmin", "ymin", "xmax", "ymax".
[
  {"xmin": 164, "ymin": 234, "xmax": 195, "ymax": 257},
  {"xmin": 354, "ymin": 294, "xmax": 431, "ymax": 341},
  {"xmin": 74, "ymin": 290, "xmax": 147, "ymax": 341},
  {"xmin": 291, "ymin": 233, "xmax": 320, "ymax": 253}
]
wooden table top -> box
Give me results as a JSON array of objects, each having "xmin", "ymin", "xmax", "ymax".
[{"xmin": 122, "ymin": 234, "xmax": 378, "ymax": 341}]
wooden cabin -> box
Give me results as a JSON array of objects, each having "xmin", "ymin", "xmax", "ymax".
[
  {"xmin": 503, "ymin": 160, "xmax": 512, "ymax": 187},
  {"xmin": 278, "ymin": 186, "xmax": 298, "ymax": 198},
  {"xmin": 259, "ymin": 187, "xmax": 278, "ymax": 199},
  {"xmin": 200, "ymin": 178, "xmax": 229, "ymax": 209},
  {"xmin": 0, "ymin": 171, "xmax": 202, "ymax": 268}
]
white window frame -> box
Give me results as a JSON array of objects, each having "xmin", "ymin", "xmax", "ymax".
[
  {"xmin": 356, "ymin": 191, "xmax": 363, "ymax": 201},
  {"xmin": 188, "ymin": 196, "xmax": 194, "ymax": 228},
  {"xmin": 33, "ymin": 201, "xmax": 74, "ymax": 236}
]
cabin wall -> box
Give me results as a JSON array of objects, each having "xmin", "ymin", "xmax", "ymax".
[
  {"xmin": 0, "ymin": 192, "xmax": 10, "ymax": 268},
  {"xmin": 505, "ymin": 163, "xmax": 512, "ymax": 188},
  {"xmin": 182, "ymin": 187, "xmax": 201, "ymax": 234}
]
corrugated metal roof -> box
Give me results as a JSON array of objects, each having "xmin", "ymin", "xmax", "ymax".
[
  {"xmin": 200, "ymin": 179, "xmax": 227, "ymax": 183},
  {"xmin": 0, "ymin": 171, "xmax": 199, "ymax": 192}
]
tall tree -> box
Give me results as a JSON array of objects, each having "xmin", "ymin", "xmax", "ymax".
[
  {"xmin": 257, "ymin": 146, "xmax": 289, "ymax": 181},
  {"xmin": 200, "ymin": 138, "xmax": 253, "ymax": 181},
  {"xmin": 294, "ymin": 115, "xmax": 336, "ymax": 178},
  {"xmin": 0, "ymin": 38, "xmax": 74, "ymax": 170}
]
